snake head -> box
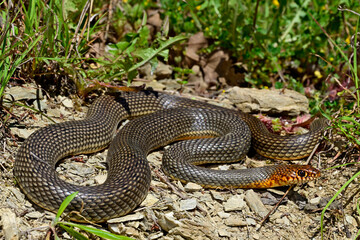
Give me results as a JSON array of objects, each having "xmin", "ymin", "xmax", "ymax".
[{"xmin": 271, "ymin": 164, "xmax": 321, "ymax": 187}]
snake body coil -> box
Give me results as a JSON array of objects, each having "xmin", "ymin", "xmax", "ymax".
[{"xmin": 14, "ymin": 90, "xmax": 324, "ymax": 222}]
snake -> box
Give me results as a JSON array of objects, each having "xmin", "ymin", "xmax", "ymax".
[{"xmin": 14, "ymin": 90, "xmax": 325, "ymax": 222}]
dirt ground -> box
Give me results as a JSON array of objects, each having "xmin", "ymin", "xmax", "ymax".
[{"xmin": 1, "ymin": 86, "xmax": 359, "ymax": 240}]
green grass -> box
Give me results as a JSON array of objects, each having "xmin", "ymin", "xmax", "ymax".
[{"xmin": 50, "ymin": 192, "xmax": 134, "ymax": 240}]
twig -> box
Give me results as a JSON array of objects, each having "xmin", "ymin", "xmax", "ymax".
[
  {"xmin": 259, "ymin": 185, "xmax": 293, "ymax": 226},
  {"xmin": 305, "ymin": 142, "xmax": 320, "ymax": 165}
]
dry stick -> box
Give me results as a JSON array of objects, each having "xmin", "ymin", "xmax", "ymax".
[
  {"xmin": 259, "ymin": 185, "xmax": 294, "ymax": 226},
  {"xmin": 305, "ymin": 142, "xmax": 321, "ymax": 165},
  {"xmin": 153, "ymin": 169, "xmax": 188, "ymax": 200}
]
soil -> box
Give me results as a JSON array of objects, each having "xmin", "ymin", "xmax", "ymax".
[{"xmin": 1, "ymin": 85, "xmax": 359, "ymax": 240}]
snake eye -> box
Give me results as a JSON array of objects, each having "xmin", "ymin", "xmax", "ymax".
[{"xmin": 297, "ymin": 170, "xmax": 306, "ymax": 177}]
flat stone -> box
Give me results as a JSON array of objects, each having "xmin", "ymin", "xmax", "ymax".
[
  {"xmin": 180, "ymin": 198, "xmax": 197, "ymax": 211},
  {"xmin": 59, "ymin": 96, "xmax": 74, "ymax": 108},
  {"xmin": 245, "ymin": 218, "xmax": 257, "ymax": 226},
  {"xmin": 154, "ymin": 62, "xmax": 173, "ymax": 79},
  {"xmin": 1, "ymin": 208, "xmax": 18, "ymax": 240},
  {"xmin": 184, "ymin": 182, "xmax": 202, "ymax": 192},
  {"xmin": 223, "ymin": 195, "xmax": 246, "ymax": 212},
  {"xmin": 345, "ymin": 215, "xmax": 357, "ymax": 226},
  {"xmin": 218, "ymin": 227, "xmax": 231, "ymax": 237},
  {"xmin": 5, "ymin": 84, "xmax": 42, "ymax": 100},
  {"xmin": 210, "ymin": 190, "xmax": 225, "ymax": 201},
  {"xmin": 140, "ymin": 194, "xmax": 159, "ymax": 207},
  {"xmin": 107, "ymin": 212, "xmax": 144, "ymax": 223},
  {"xmin": 217, "ymin": 211, "xmax": 231, "ymax": 219},
  {"xmin": 309, "ymin": 196, "xmax": 321, "ymax": 205},
  {"xmin": 245, "ymin": 190, "xmax": 268, "ymax": 218},
  {"xmin": 94, "ymin": 174, "xmax": 107, "ymax": 184},
  {"xmin": 25, "ymin": 211, "xmax": 43, "ymax": 219},
  {"xmin": 108, "ymin": 224, "xmax": 121, "ymax": 235},
  {"xmin": 148, "ymin": 232, "xmax": 164, "ymax": 240},
  {"xmin": 226, "ymin": 87, "xmax": 309, "ymax": 116},
  {"xmin": 11, "ymin": 128, "xmax": 35, "ymax": 139},
  {"xmin": 157, "ymin": 212, "xmax": 182, "ymax": 232},
  {"xmin": 8, "ymin": 187, "xmax": 25, "ymax": 202},
  {"xmin": 224, "ymin": 216, "xmax": 247, "ymax": 227}
]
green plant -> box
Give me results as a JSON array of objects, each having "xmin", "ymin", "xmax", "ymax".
[
  {"xmin": 49, "ymin": 192, "xmax": 134, "ymax": 240},
  {"xmin": 311, "ymin": 9, "xmax": 360, "ymax": 240}
]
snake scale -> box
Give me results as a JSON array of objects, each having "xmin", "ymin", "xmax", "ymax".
[{"xmin": 14, "ymin": 90, "xmax": 325, "ymax": 222}]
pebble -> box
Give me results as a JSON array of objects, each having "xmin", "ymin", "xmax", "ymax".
[
  {"xmin": 59, "ymin": 96, "xmax": 74, "ymax": 108},
  {"xmin": 245, "ymin": 190, "xmax": 268, "ymax": 217},
  {"xmin": 107, "ymin": 212, "xmax": 144, "ymax": 223},
  {"xmin": 108, "ymin": 223, "xmax": 122, "ymax": 235},
  {"xmin": 158, "ymin": 212, "xmax": 182, "ymax": 232},
  {"xmin": 11, "ymin": 128, "xmax": 35, "ymax": 139},
  {"xmin": 217, "ymin": 211, "xmax": 231, "ymax": 219},
  {"xmin": 149, "ymin": 232, "xmax": 164, "ymax": 239},
  {"xmin": 140, "ymin": 194, "xmax": 159, "ymax": 207},
  {"xmin": 8, "ymin": 187, "xmax": 25, "ymax": 202},
  {"xmin": 180, "ymin": 198, "xmax": 197, "ymax": 211},
  {"xmin": 5, "ymin": 85, "xmax": 41, "ymax": 100},
  {"xmin": 309, "ymin": 196, "xmax": 321, "ymax": 205},
  {"xmin": 225, "ymin": 216, "xmax": 247, "ymax": 227},
  {"xmin": 210, "ymin": 190, "xmax": 225, "ymax": 201},
  {"xmin": 223, "ymin": 195, "xmax": 246, "ymax": 212},
  {"xmin": 345, "ymin": 215, "xmax": 357, "ymax": 226},
  {"xmin": 218, "ymin": 227, "xmax": 231, "ymax": 237},
  {"xmin": 184, "ymin": 182, "xmax": 202, "ymax": 192},
  {"xmin": 246, "ymin": 218, "xmax": 257, "ymax": 226},
  {"xmin": 25, "ymin": 211, "xmax": 43, "ymax": 219},
  {"xmin": 1, "ymin": 208, "xmax": 18, "ymax": 240},
  {"xmin": 94, "ymin": 174, "xmax": 107, "ymax": 184}
]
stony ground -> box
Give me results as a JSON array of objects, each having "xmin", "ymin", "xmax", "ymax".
[{"xmin": 1, "ymin": 83, "xmax": 359, "ymax": 240}]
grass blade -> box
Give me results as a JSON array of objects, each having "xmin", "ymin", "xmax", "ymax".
[
  {"xmin": 58, "ymin": 222, "xmax": 134, "ymax": 240},
  {"xmin": 55, "ymin": 191, "xmax": 79, "ymax": 222}
]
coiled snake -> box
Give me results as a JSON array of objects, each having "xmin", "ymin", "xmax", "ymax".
[{"xmin": 14, "ymin": 90, "xmax": 325, "ymax": 222}]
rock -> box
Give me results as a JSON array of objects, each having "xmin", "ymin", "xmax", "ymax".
[
  {"xmin": 345, "ymin": 215, "xmax": 357, "ymax": 226},
  {"xmin": 59, "ymin": 96, "xmax": 74, "ymax": 108},
  {"xmin": 309, "ymin": 196, "xmax": 321, "ymax": 205},
  {"xmin": 148, "ymin": 232, "xmax": 164, "ymax": 240},
  {"xmin": 218, "ymin": 227, "xmax": 231, "ymax": 237},
  {"xmin": 8, "ymin": 187, "xmax": 25, "ymax": 202},
  {"xmin": 210, "ymin": 190, "xmax": 225, "ymax": 201},
  {"xmin": 140, "ymin": 194, "xmax": 159, "ymax": 207},
  {"xmin": 217, "ymin": 211, "xmax": 231, "ymax": 219},
  {"xmin": 245, "ymin": 218, "xmax": 257, "ymax": 226},
  {"xmin": 25, "ymin": 211, "xmax": 43, "ymax": 219},
  {"xmin": 132, "ymin": 80, "xmax": 166, "ymax": 91},
  {"xmin": 47, "ymin": 108, "xmax": 62, "ymax": 118},
  {"xmin": 1, "ymin": 208, "xmax": 18, "ymax": 240},
  {"xmin": 226, "ymin": 87, "xmax": 309, "ymax": 116},
  {"xmin": 107, "ymin": 212, "xmax": 144, "ymax": 223},
  {"xmin": 11, "ymin": 128, "xmax": 35, "ymax": 139},
  {"xmin": 180, "ymin": 198, "xmax": 197, "ymax": 211},
  {"xmin": 138, "ymin": 62, "xmax": 173, "ymax": 80},
  {"xmin": 224, "ymin": 216, "xmax": 247, "ymax": 227},
  {"xmin": 94, "ymin": 174, "xmax": 107, "ymax": 184},
  {"xmin": 223, "ymin": 195, "xmax": 246, "ymax": 212},
  {"xmin": 184, "ymin": 182, "xmax": 202, "ymax": 192},
  {"xmin": 245, "ymin": 190, "xmax": 268, "ymax": 218},
  {"xmin": 154, "ymin": 62, "xmax": 173, "ymax": 79},
  {"xmin": 5, "ymin": 84, "xmax": 42, "ymax": 100},
  {"xmin": 157, "ymin": 212, "xmax": 182, "ymax": 232},
  {"xmin": 125, "ymin": 227, "xmax": 139, "ymax": 237},
  {"xmin": 108, "ymin": 223, "xmax": 122, "ymax": 235}
]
